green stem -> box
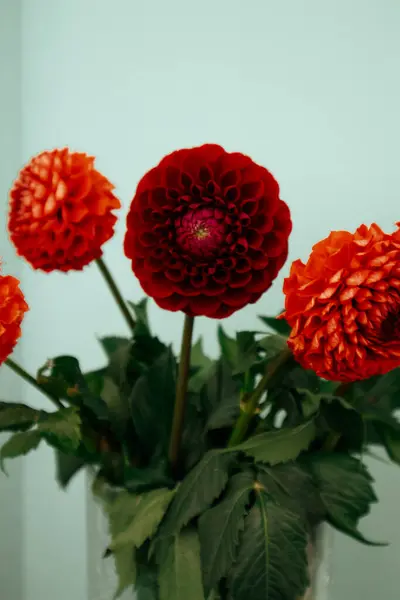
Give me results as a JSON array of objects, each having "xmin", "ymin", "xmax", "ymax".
[
  {"xmin": 168, "ymin": 314, "xmax": 195, "ymax": 474},
  {"xmin": 5, "ymin": 358, "xmax": 63, "ymax": 409},
  {"xmin": 96, "ymin": 258, "xmax": 135, "ymax": 334},
  {"xmin": 228, "ymin": 348, "xmax": 292, "ymax": 447}
]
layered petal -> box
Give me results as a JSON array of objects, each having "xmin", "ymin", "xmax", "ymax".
[
  {"xmin": 0, "ymin": 270, "xmax": 28, "ymax": 364},
  {"xmin": 283, "ymin": 224, "xmax": 400, "ymax": 381},
  {"xmin": 9, "ymin": 149, "xmax": 121, "ymax": 271},
  {"xmin": 124, "ymin": 144, "xmax": 292, "ymax": 318}
]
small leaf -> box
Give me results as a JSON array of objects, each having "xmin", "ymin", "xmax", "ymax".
[
  {"xmin": 296, "ymin": 389, "xmax": 322, "ymax": 418},
  {"xmin": 135, "ymin": 560, "xmax": 159, "ymax": 600},
  {"xmin": 160, "ymin": 451, "xmax": 235, "ymax": 537},
  {"xmin": 217, "ymin": 326, "xmax": 237, "ymax": 368},
  {"xmin": 55, "ymin": 450, "xmax": 86, "ymax": 488},
  {"xmin": 229, "ymin": 489, "xmax": 309, "ymax": 600},
  {"xmin": 128, "ymin": 298, "xmax": 151, "ymax": 336},
  {"xmin": 0, "ymin": 430, "xmax": 42, "ymax": 472},
  {"xmin": 307, "ymin": 453, "xmax": 384, "ymax": 546},
  {"xmin": 38, "ymin": 408, "xmax": 81, "ymax": 452},
  {"xmin": 237, "ymin": 420, "xmax": 316, "ymax": 465},
  {"xmin": 234, "ymin": 332, "xmax": 259, "ymax": 374},
  {"xmin": 111, "ymin": 488, "xmax": 175, "ymax": 551},
  {"xmin": 374, "ymin": 421, "xmax": 400, "ymax": 465},
  {"xmin": 259, "ymin": 314, "xmax": 291, "ymax": 337},
  {"xmin": 101, "ymin": 375, "xmax": 130, "ymax": 437},
  {"xmin": 125, "ymin": 462, "xmax": 174, "ymax": 494},
  {"xmin": 199, "ymin": 472, "xmax": 253, "ymax": 593},
  {"xmin": 130, "ymin": 348, "xmax": 176, "ymax": 456},
  {"xmin": 113, "ymin": 546, "xmax": 136, "ymax": 599},
  {"xmin": 100, "ymin": 337, "xmax": 131, "ymax": 358},
  {"xmin": 319, "ymin": 395, "xmax": 365, "ymax": 451},
  {"xmin": 158, "ymin": 529, "xmax": 205, "ymax": 600},
  {"xmin": 0, "ymin": 402, "xmax": 42, "ymax": 432},
  {"xmin": 189, "ymin": 338, "xmax": 214, "ymax": 393},
  {"xmin": 205, "ymin": 360, "xmax": 241, "ymax": 430},
  {"xmin": 85, "ymin": 369, "xmax": 106, "ymax": 396},
  {"xmin": 39, "ymin": 356, "xmax": 109, "ymax": 420},
  {"xmin": 257, "ymin": 333, "xmax": 288, "ymax": 359}
]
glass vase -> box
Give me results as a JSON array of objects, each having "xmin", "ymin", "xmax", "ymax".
[{"xmin": 86, "ymin": 480, "xmax": 333, "ymax": 600}]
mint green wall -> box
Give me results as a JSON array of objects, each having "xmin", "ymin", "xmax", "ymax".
[
  {"xmin": 0, "ymin": 2, "xmax": 23, "ymax": 600},
  {"xmin": 3, "ymin": 0, "xmax": 400, "ymax": 598}
]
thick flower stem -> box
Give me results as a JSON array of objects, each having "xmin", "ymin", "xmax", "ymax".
[
  {"xmin": 228, "ymin": 348, "xmax": 292, "ymax": 448},
  {"xmin": 96, "ymin": 258, "xmax": 135, "ymax": 334},
  {"xmin": 5, "ymin": 358, "xmax": 63, "ymax": 410},
  {"xmin": 169, "ymin": 314, "xmax": 195, "ymax": 474}
]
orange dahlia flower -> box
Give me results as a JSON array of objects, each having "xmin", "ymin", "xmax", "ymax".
[
  {"xmin": 9, "ymin": 149, "xmax": 120, "ymax": 272},
  {"xmin": 0, "ymin": 270, "xmax": 28, "ymax": 365},
  {"xmin": 283, "ymin": 224, "xmax": 400, "ymax": 382}
]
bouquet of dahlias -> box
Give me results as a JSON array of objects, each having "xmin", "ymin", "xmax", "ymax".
[{"xmin": 1, "ymin": 144, "xmax": 400, "ymax": 600}]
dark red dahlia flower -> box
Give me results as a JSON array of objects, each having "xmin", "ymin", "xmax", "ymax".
[
  {"xmin": 283, "ymin": 224, "xmax": 400, "ymax": 382},
  {"xmin": 0, "ymin": 269, "xmax": 29, "ymax": 365},
  {"xmin": 9, "ymin": 149, "xmax": 121, "ymax": 272},
  {"xmin": 124, "ymin": 144, "xmax": 291, "ymax": 318}
]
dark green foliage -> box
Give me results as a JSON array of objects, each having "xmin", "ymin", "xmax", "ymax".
[
  {"xmin": 199, "ymin": 472, "xmax": 254, "ymax": 594},
  {"xmin": 2, "ymin": 302, "xmax": 397, "ymax": 600},
  {"xmin": 228, "ymin": 490, "xmax": 309, "ymax": 600},
  {"xmin": 258, "ymin": 313, "xmax": 291, "ymax": 337},
  {"xmin": 159, "ymin": 451, "xmax": 236, "ymax": 538},
  {"xmin": 306, "ymin": 453, "xmax": 384, "ymax": 545},
  {"xmin": 130, "ymin": 348, "xmax": 176, "ymax": 458}
]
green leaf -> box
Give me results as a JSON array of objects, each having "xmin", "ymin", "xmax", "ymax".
[
  {"xmin": 39, "ymin": 356, "xmax": 109, "ymax": 421},
  {"xmin": 38, "ymin": 408, "xmax": 81, "ymax": 452},
  {"xmin": 257, "ymin": 334, "xmax": 288, "ymax": 359},
  {"xmin": 158, "ymin": 529, "xmax": 205, "ymax": 600},
  {"xmin": 307, "ymin": 453, "xmax": 384, "ymax": 546},
  {"xmin": 205, "ymin": 360, "xmax": 241, "ymax": 430},
  {"xmin": 257, "ymin": 462, "xmax": 325, "ymax": 526},
  {"xmin": 111, "ymin": 488, "xmax": 175, "ymax": 551},
  {"xmin": 0, "ymin": 430, "xmax": 42, "ymax": 472},
  {"xmin": 125, "ymin": 462, "xmax": 174, "ymax": 494},
  {"xmin": 135, "ymin": 560, "xmax": 159, "ymax": 600},
  {"xmin": 101, "ymin": 375, "xmax": 131, "ymax": 437},
  {"xmin": 198, "ymin": 472, "xmax": 253, "ymax": 593},
  {"xmin": 160, "ymin": 451, "xmax": 235, "ymax": 537},
  {"xmin": 237, "ymin": 420, "xmax": 316, "ymax": 465},
  {"xmin": 130, "ymin": 348, "xmax": 176, "ymax": 456},
  {"xmin": 229, "ymin": 490, "xmax": 309, "ymax": 600},
  {"xmin": 349, "ymin": 369, "xmax": 400, "ymax": 414},
  {"xmin": 234, "ymin": 332, "xmax": 259, "ymax": 374},
  {"xmin": 296, "ymin": 389, "xmax": 322, "ymax": 419},
  {"xmin": 85, "ymin": 369, "xmax": 106, "ymax": 396},
  {"xmin": 128, "ymin": 298, "xmax": 151, "ymax": 337},
  {"xmin": 380, "ymin": 425, "xmax": 400, "ymax": 464},
  {"xmin": 217, "ymin": 326, "xmax": 237, "ymax": 368},
  {"xmin": 0, "ymin": 402, "xmax": 42, "ymax": 432},
  {"xmin": 319, "ymin": 395, "xmax": 365, "ymax": 451},
  {"xmin": 55, "ymin": 450, "xmax": 86, "ymax": 488},
  {"xmin": 100, "ymin": 337, "xmax": 131, "ymax": 358},
  {"xmin": 112, "ymin": 546, "xmax": 136, "ymax": 599},
  {"xmin": 189, "ymin": 338, "xmax": 214, "ymax": 393},
  {"xmin": 259, "ymin": 314, "xmax": 291, "ymax": 337}
]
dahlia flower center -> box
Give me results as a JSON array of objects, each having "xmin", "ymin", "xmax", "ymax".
[{"xmin": 175, "ymin": 207, "xmax": 226, "ymax": 257}]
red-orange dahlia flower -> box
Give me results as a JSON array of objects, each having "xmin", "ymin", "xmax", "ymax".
[
  {"xmin": 9, "ymin": 149, "xmax": 121, "ymax": 272},
  {"xmin": 124, "ymin": 144, "xmax": 291, "ymax": 318},
  {"xmin": 283, "ymin": 223, "xmax": 400, "ymax": 382},
  {"xmin": 0, "ymin": 270, "xmax": 28, "ymax": 365}
]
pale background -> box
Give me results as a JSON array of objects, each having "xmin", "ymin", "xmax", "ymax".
[{"xmin": 1, "ymin": 0, "xmax": 400, "ymax": 598}]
